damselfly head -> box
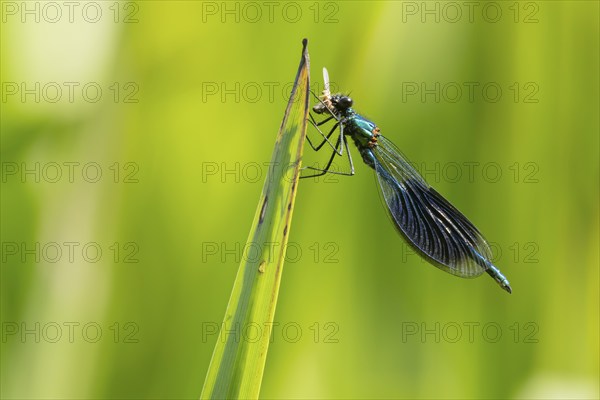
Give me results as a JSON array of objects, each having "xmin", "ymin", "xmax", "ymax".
[
  {"xmin": 332, "ymin": 95, "xmax": 353, "ymax": 110},
  {"xmin": 313, "ymin": 93, "xmax": 353, "ymax": 116}
]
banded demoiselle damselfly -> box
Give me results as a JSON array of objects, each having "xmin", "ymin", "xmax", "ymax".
[{"xmin": 301, "ymin": 68, "xmax": 512, "ymax": 294}]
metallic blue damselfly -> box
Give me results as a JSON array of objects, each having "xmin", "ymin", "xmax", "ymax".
[{"xmin": 301, "ymin": 68, "xmax": 512, "ymax": 294}]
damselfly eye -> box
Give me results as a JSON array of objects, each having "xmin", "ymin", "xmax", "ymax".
[{"xmin": 338, "ymin": 96, "xmax": 353, "ymax": 109}]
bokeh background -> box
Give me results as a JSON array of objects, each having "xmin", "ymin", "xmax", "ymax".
[{"xmin": 1, "ymin": 1, "xmax": 598, "ymax": 399}]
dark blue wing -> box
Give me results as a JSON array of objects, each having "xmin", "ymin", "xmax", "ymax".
[{"xmin": 371, "ymin": 135, "xmax": 511, "ymax": 291}]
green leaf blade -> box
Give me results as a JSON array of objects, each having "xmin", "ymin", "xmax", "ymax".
[{"xmin": 201, "ymin": 39, "xmax": 310, "ymax": 400}]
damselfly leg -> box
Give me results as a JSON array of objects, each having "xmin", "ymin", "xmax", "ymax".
[{"xmin": 300, "ymin": 91, "xmax": 355, "ymax": 178}]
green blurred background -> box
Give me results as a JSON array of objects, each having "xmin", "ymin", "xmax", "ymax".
[{"xmin": 1, "ymin": 1, "xmax": 598, "ymax": 399}]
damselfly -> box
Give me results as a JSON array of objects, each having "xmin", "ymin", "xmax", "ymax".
[{"xmin": 301, "ymin": 68, "xmax": 512, "ymax": 294}]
